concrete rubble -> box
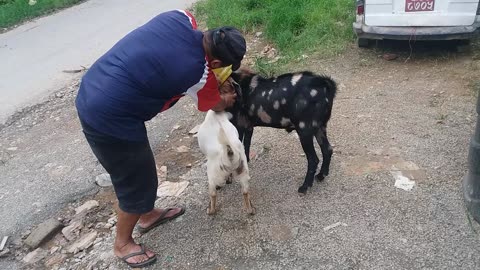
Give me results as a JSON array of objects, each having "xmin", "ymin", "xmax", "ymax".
[
  {"xmin": 23, "ymin": 248, "xmax": 48, "ymax": 264},
  {"xmin": 66, "ymin": 231, "xmax": 98, "ymax": 254},
  {"xmin": 75, "ymin": 200, "xmax": 99, "ymax": 215},
  {"xmin": 24, "ymin": 218, "xmax": 63, "ymax": 249},
  {"xmin": 61, "ymin": 219, "xmax": 83, "ymax": 241},
  {"xmin": 95, "ymin": 173, "xmax": 112, "ymax": 187}
]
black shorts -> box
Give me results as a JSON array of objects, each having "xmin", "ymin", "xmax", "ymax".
[{"xmin": 80, "ymin": 119, "xmax": 157, "ymax": 214}]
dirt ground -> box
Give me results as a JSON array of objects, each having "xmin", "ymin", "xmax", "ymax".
[{"xmin": 2, "ymin": 37, "xmax": 480, "ymax": 270}]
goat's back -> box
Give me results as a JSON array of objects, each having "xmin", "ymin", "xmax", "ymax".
[
  {"xmin": 197, "ymin": 111, "xmax": 243, "ymax": 159},
  {"xmin": 231, "ymin": 71, "xmax": 337, "ymax": 130}
]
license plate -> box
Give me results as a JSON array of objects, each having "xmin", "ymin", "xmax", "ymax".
[{"xmin": 405, "ymin": 0, "xmax": 435, "ymax": 12}]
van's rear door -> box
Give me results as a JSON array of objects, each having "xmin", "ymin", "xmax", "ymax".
[{"xmin": 365, "ymin": 0, "xmax": 480, "ymax": 26}]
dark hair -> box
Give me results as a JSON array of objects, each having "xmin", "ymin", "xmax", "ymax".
[{"xmin": 206, "ymin": 27, "xmax": 246, "ymax": 70}]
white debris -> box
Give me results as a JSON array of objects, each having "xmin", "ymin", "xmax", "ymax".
[
  {"xmin": 323, "ymin": 222, "xmax": 348, "ymax": 232},
  {"xmin": 391, "ymin": 171, "xmax": 416, "ymax": 191},
  {"xmin": 95, "ymin": 173, "xmax": 112, "ymax": 187},
  {"xmin": 6, "ymin": 147, "xmax": 17, "ymax": 151},
  {"xmin": 157, "ymin": 166, "xmax": 167, "ymax": 181},
  {"xmin": 50, "ymin": 246, "xmax": 60, "ymax": 254},
  {"xmin": 176, "ymin": 145, "xmax": 189, "ymax": 153},
  {"xmin": 75, "ymin": 200, "xmax": 99, "ymax": 215},
  {"xmin": 0, "ymin": 236, "xmax": 8, "ymax": 251},
  {"xmin": 157, "ymin": 181, "xmax": 189, "ymax": 198},
  {"xmin": 172, "ymin": 124, "xmax": 181, "ymax": 131},
  {"xmin": 188, "ymin": 125, "xmax": 201, "ymax": 135}
]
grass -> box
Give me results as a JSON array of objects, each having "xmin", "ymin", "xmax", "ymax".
[
  {"xmin": 194, "ymin": 0, "xmax": 355, "ymax": 74},
  {"xmin": 0, "ymin": 0, "xmax": 84, "ymax": 29}
]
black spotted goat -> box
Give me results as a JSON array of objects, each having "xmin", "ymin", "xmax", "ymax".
[{"xmin": 227, "ymin": 68, "xmax": 337, "ymax": 194}]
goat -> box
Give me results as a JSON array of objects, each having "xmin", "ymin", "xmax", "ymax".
[
  {"xmin": 227, "ymin": 69, "xmax": 337, "ymax": 194},
  {"xmin": 197, "ymin": 110, "xmax": 255, "ymax": 215}
]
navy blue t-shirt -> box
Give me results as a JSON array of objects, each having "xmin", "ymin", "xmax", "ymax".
[{"xmin": 76, "ymin": 10, "xmax": 221, "ymax": 141}]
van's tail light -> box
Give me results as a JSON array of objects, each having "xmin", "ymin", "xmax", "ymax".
[{"xmin": 357, "ymin": 0, "xmax": 365, "ymax": 15}]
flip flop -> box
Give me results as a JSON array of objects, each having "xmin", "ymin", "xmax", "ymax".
[
  {"xmin": 119, "ymin": 243, "xmax": 157, "ymax": 268},
  {"xmin": 136, "ymin": 207, "xmax": 186, "ymax": 234}
]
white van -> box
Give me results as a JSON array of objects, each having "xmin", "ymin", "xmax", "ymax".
[{"xmin": 353, "ymin": 0, "xmax": 480, "ymax": 47}]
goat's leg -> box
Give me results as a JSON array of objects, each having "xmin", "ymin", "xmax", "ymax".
[
  {"xmin": 297, "ymin": 133, "xmax": 319, "ymax": 194},
  {"xmin": 243, "ymin": 128, "xmax": 254, "ymax": 162},
  {"xmin": 315, "ymin": 127, "xmax": 333, "ymax": 182},
  {"xmin": 207, "ymin": 164, "xmax": 223, "ymax": 215},
  {"xmin": 207, "ymin": 180, "xmax": 218, "ymax": 215},
  {"xmin": 237, "ymin": 170, "xmax": 255, "ymax": 215}
]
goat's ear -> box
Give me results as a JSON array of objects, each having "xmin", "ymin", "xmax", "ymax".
[{"xmin": 232, "ymin": 66, "xmax": 255, "ymax": 82}]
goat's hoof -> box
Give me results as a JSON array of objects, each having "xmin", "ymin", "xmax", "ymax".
[
  {"xmin": 297, "ymin": 186, "xmax": 308, "ymax": 195},
  {"xmin": 207, "ymin": 208, "xmax": 216, "ymax": 215},
  {"xmin": 316, "ymin": 173, "xmax": 327, "ymax": 182},
  {"xmin": 216, "ymin": 185, "xmax": 222, "ymax": 190}
]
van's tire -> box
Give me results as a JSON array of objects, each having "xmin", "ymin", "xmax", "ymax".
[
  {"xmin": 357, "ymin": 38, "xmax": 370, "ymax": 48},
  {"xmin": 456, "ymin": 39, "xmax": 471, "ymax": 53}
]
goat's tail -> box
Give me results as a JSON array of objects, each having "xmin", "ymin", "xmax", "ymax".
[
  {"xmin": 218, "ymin": 126, "xmax": 235, "ymax": 161},
  {"xmin": 311, "ymin": 75, "xmax": 338, "ymax": 125},
  {"xmin": 321, "ymin": 75, "xmax": 337, "ymax": 101}
]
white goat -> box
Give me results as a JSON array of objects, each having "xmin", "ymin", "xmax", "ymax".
[{"xmin": 197, "ymin": 110, "xmax": 255, "ymax": 215}]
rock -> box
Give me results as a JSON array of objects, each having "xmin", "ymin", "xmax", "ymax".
[
  {"xmin": 62, "ymin": 220, "xmax": 83, "ymax": 241},
  {"xmin": 157, "ymin": 181, "xmax": 189, "ymax": 197},
  {"xmin": 95, "ymin": 173, "xmax": 112, "ymax": 187},
  {"xmin": 50, "ymin": 246, "xmax": 60, "ymax": 254},
  {"xmin": 157, "ymin": 166, "xmax": 167, "ymax": 181},
  {"xmin": 255, "ymin": 31, "xmax": 263, "ymax": 37},
  {"xmin": 0, "ymin": 150, "xmax": 10, "ymax": 164},
  {"xmin": 53, "ymin": 233, "xmax": 68, "ymax": 246},
  {"xmin": 176, "ymin": 145, "xmax": 189, "ymax": 153},
  {"xmin": 21, "ymin": 229, "xmax": 31, "ymax": 239},
  {"xmin": 45, "ymin": 253, "xmax": 67, "ymax": 268},
  {"xmin": 104, "ymin": 223, "xmax": 113, "ymax": 229},
  {"xmin": 186, "ymin": 163, "xmax": 192, "ymax": 168},
  {"xmin": 323, "ymin": 222, "xmax": 348, "ymax": 232},
  {"xmin": 74, "ymin": 252, "xmax": 86, "ymax": 259},
  {"xmin": 172, "ymin": 124, "xmax": 181, "ymax": 130},
  {"xmin": 291, "ymin": 227, "xmax": 299, "ymax": 238},
  {"xmin": 75, "ymin": 200, "xmax": 99, "ymax": 215},
  {"xmin": 107, "ymin": 216, "xmax": 117, "ymax": 225},
  {"xmin": 6, "ymin": 147, "xmax": 17, "ymax": 151},
  {"xmin": 0, "ymin": 248, "xmax": 10, "ymax": 258},
  {"xmin": 93, "ymin": 237, "xmax": 103, "ymax": 244},
  {"xmin": 23, "ymin": 248, "xmax": 48, "ymax": 264},
  {"xmin": 55, "ymin": 92, "xmax": 65, "ymax": 98},
  {"xmin": 24, "ymin": 218, "xmax": 63, "ymax": 249},
  {"xmin": 188, "ymin": 125, "xmax": 200, "ymax": 135},
  {"xmin": 11, "ymin": 238, "xmax": 22, "ymax": 247},
  {"xmin": 383, "ymin": 53, "xmax": 398, "ymax": 61},
  {"xmin": 66, "ymin": 231, "xmax": 98, "ymax": 254}
]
